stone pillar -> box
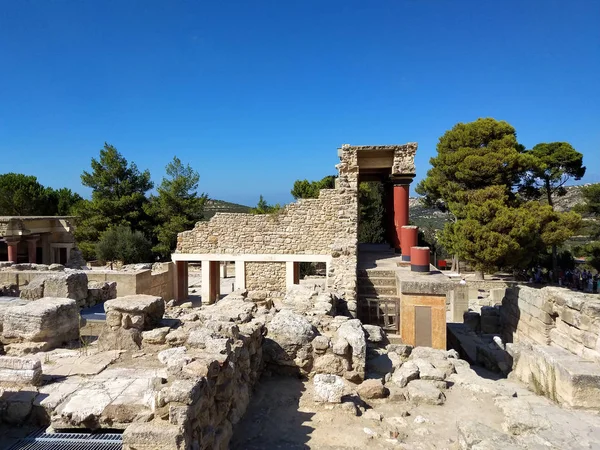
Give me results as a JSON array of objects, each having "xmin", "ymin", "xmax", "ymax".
[
  {"xmin": 286, "ymin": 261, "xmax": 301, "ymax": 290},
  {"xmin": 27, "ymin": 237, "xmax": 39, "ymax": 264},
  {"xmin": 410, "ymin": 247, "xmax": 430, "ymax": 273},
  {"xmin": 235, "ymin": 261, "xmax": 246, "ymax": 290},
  {"xmin": 400, "ymin": 226, "xmax": 418, "ymax": 261},
  {"xmin": 450, "ymin": 285, "xmax": 469, "ymax": 323},
  {"xmin": 174, "ymin": 261, "xmax": 188, "ymax": 301},
  {"xmin": 202, "ymin": 260, "xmax": 220, "ymax": 305},
  {"xmin": 6, "ymin": 239, "xmax": 19, "ymax": 263},
  {"xmin": 220, "ymin": 261, "xmax": 228, "ymax": 278},
  {"xmin": 392, "ymin": 177, "xmax": 413, "ymax": 250}
]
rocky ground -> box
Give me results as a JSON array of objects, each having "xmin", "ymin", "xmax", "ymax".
[{"xmin": 232, "ymin": 360, "xmax": 600, "ymax": 450}]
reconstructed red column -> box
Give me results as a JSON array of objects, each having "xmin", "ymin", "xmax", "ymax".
[
  {"xmin": 393, "ymin": 184, "xmax": 410, "ymax": 249},
  {"xmin": 27, "ymin": 238, "xmax": 38, "ymax": 264},
  {"xmin": 400, "ymin": 226, "xmax": 419, "ymax": 261},
  {"xmin": 411, "ymin": 246, "xmax": 431, "ymax": 273},
  {"xmin": 6, "ymin": 240, "xmax": 19, "ymax": 263},
  {"xmin": 175, "ymin": 261, "xmax": 188, "ymax": 301}
]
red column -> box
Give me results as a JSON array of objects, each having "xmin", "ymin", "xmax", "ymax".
[
  {"xmin": 411, "ymin": 247, "xmax": 431, "ymax": 273},
  {"xmin": 400, "ymin": 226, "xmax": 419, "ymax": 261},
  {"xmin": 6, "ymin": 240, "xmax": 19, "ymax": 263},
  {"xmin": 27, "ymin": 238, "xmax": 38, "ymax": 264},
  {"xmin": 175, "ymin": 261, "xmax": 188, "ymax": 301},
  {"xmin": 293, "ymin": 262, "xmax": 300, "ymax": 284},
  {"xmin": 393, "ymin": 184, "xmax": 410, "ymax": 249}
]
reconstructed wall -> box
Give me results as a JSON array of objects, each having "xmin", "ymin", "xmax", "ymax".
[
  {"xmin": 502, "ymin": 286, "xmax": 600, "ymax": 362},
  {"xmin": 502, "ymin": 286, "xmax": 600, "ymax": 409},
  {"xmin": 87, "ymin": 264, "xmax": 174, "ymax": 300},
  {"xmin": 245, "ymin": 262, "xmax": 286, "ymax": 299},
  {"xmin": 176, "ymin": 145, "xmax": 360, "ymax": 301}
]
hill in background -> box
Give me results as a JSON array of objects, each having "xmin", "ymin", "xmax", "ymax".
[{"xmin": 203, "ymin": 199, "xmax": 252, "ymax": 220}]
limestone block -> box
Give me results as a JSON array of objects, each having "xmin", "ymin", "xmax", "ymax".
[
  {"xmin": 44, "ymin": 272, "xmax": 88, "ymax": 303},
  {"xmin": 1, "ymin": 297, "xmax": 79, "ymax": 347},
  {"xmin": 122, "ymin": 420, "xmax": 187, "ymax": 450},
  {"xmin": 98, "ymin": 327, "xmax": 142, "ymax": 351},
  {"xmin": 457, "ymin": 421, "xmax": 519, "ymax": 450},
  {"xmin": 312, "ymin": 353, "xmax": 348, "ymax": 376},
  {"xmin": 264, "ymin": 309, "xmax": 316, "ymax": 366},
  {"xmin": 363, "ymin": 324, "xmax": 385, "ymax": 343},
  {"xmin": 391, "ymin": 361, "xmax": 419, "ymax": 387},
  {"xmin": 104, "ymin": 295, "xmax": 165, "ymax": 330},
  {"xmin": 336, "ymin": 319, "xmax": 367, "ymax": 379},
  {"xmin": 312, "ymin": 335, "xmax": 330, "ymax": 353},
  {"xmin": 87, "ymin": 281, "xmax": 117, "ymax": 307},
  {"xmin": 356, "ymin": 379, "xmax": 387, "ymax": 399},
  {"xmin": 512, "ymin": 344, "xmax": 600, "ymax": 410},
  {"xmin": 313, "ymin": 374, "xmax": 345, "ymax": 403},
  {"xmin": 0, "ymin": 356, "xmax": 42, "ymax": 385},
  {"xmin": 413, "ymin": 358, "xmax": 446, "ymax": 381},
  {"xmin": 19, "ymin": 277, "xmax": 45, "ymax": 300},
  {"xmin": 406, "ymin": 379, "xmax": 445, "ymax": 405}
]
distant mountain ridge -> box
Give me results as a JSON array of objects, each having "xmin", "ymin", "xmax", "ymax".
[{"xmin": 203, "ymin": 199, "xmax": 252, "ymax": 219}]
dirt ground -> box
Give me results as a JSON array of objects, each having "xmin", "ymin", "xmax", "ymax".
[{"xmin": 231, "ymin": 370, "xmax": 600, "ymax": 450}]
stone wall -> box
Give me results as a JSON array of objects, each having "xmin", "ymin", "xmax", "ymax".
[
  {"xmin": 245, "ymin": 262, "xmax": 286, "ymax": 299},
  {"xmin": 122, "ymin": 296, "xmax": 265, "ymax": 450},
  {"xmin": 501, "ymin": 286, "xmax": 600, "ymax": 362},
  {"xmin": 176, "ymin": 145, "xmax": 359, "ymax": 301}
]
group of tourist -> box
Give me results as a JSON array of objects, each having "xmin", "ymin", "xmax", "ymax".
[
  {"xmin": 523, "ymin": 267, "xmax": 599, "ymax": 293},
  {"xmin": 558, "ymin": 269, "xmax": 599, "ymax": 293}
]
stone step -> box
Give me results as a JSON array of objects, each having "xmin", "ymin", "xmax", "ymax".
[
  {"xmin": 357, "ymin": 269, "xmax": 397, "ymax": 278},
  {"xmin": 357, "ymin": 277, "xmax": 397, "ymax": 287},
  {"xmin": 358, "ymin": 285, "xmax": 398, "ymax": 296}
]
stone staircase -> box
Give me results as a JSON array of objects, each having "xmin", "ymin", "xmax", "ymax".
[{"xmin": 357, "ymin": 267, "xmax": 401, "ymax": 336}]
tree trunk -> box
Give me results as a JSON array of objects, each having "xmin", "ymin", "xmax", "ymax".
[
  {"xmin": 451, "ymin": 254, "xmax": 459, "ymax": 273},
  {"xmin": 475, "ymin": 269, "xmax": 485, "ymax": 280}
]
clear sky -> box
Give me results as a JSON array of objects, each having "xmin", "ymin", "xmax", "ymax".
[{"xmin": 1, "ymin": 0, "xmax": 599, "ymax": 207}]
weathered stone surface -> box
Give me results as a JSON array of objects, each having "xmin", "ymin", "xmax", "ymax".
[
  {"xmin": 19, "ymin": 277, "xmax": 45, "ymax": 300},
  {"xmin": 1, "ymin": 297, "xmax": 79, "ymax": 348},
  {"xmin": 199, "ymin": 297, "xmax": 257, "ymax": 323},
  {"xmin": 44, "ymin": 272, "xmax": 88, "ymax": 304},
  {"xmin": 457, "ymin": 421, "xmax": 519, "ymax": 450},
  {"xmin": 313, "ymin": 374, "xmax": 345, "ymax": 403},
  {"xmin": 406, "ymin": 380, "xmax": 445, "ymax": 405},
  {"xmin": 141, "ymin": 327, "xmax": 171, "ymax": 345},
  {"xmin": 264, "ymin": 309, "xmax": 316, "ymax": 371},
  {"xmin": 391, "ymin": 361, "xmax": 419, "ymax": 387},
  {"xmin": 104, "ymin": 295, "xmax": 165, "ymax": 330},
  {"xmin": 494, "ymin": 397, "xmax": 551, "ymax": 436},
  {"xmin": 356, "ymin": 379, "xmax": 387, "ymax": 399},
  {"xmin": 336, "ymin": 319, "xmax": 366, "ymax": 380},
  {"xmin": 0, "ymin": 356, "xmax": 42, "ymax": 385},
  {"xmin": 363, "ymin": 324, "xmax": 385, "ymax": 343},
  {"xmin": 413, "ymin": 358, "xmax": 446, "ymax": 381},
  {"xmin": 86, "ymin": 281, "xmax": 117, "ymax": 307},
  {"xmin": 313, "ymin": 353, "xmax": 348, "ymax": 376},
  {"xmin": 511, "ymin": 343, "xmax": 600, "ymax": 410},
  {"xmin": 98, "ymin": 327, "xmax": 142, "ymax": 351}
]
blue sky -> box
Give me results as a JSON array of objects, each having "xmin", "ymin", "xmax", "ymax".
[{"xmin": 1, "ymin": 0, "xmax": 599, "ymax": 207}]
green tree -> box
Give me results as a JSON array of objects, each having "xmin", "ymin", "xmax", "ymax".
[
  {"xmin": 0, "ymin": 173, "xmax": 56, "ymax": 215},
  {"xmin": 251, "ymin": 195, "xmax": 281, "ymax": 214},
  {"xmin": 145, "ymin": 157, "xmax": 208, "ymax": 259},
  {"xmin": 521, "ymin": 142, "xmax": 586, "ymax": 278},
  {"xmin": 575, "ymin": 183, "xmax": 600, "ymax": 272},
  {"xmin": 417, "ymin": 118, "xmax": 532, "ymax": 273},
  {"xmin": 48, "ymin": 188, "xmax": 83, "ymax": 215},
  {"xmin": 75, "ymin": 143, "xmax": 153, "ymax": 260},
  {"xmin": 358, "ymin": 182, "xmax": 385, "ymax": 243},
  {"xmin": 96, "ymin": 226, "xmax": 153, "ymax": 268},
  {"xmin": 291, "ymin": 175, "xmax": 336, "ymax": 199}
]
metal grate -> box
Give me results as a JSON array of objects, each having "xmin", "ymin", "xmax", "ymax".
[
  {"xmin": 359, "ymin": 297, "xmax": 400, "ymax": 333},
  {"xmin": 8, "ymin": 430, "xmax": 122, "ymax": 450}
]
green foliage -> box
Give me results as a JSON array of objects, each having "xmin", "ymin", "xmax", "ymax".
[
  {"xmin": 576, "ymin": 242, "xmax": 600, "ymax": 272},
  {"xmin": 522, "ymin": 142, "xmax": 586, "ymax": 206},
  {"xmin": 0, "ymin": 173, "xmax": 55, "ymax": 215},
  {"xmin": 75, "ymin": 143, "xmax": 153, "ymax": 260},
  {"xmin": 49, "ymin": 188, "xmax": 83, "ymax": 215},
  {"xmin": 417, "ymin": 118, "xmax": 532, "ymax": 216},
  {"xmin": 291, "ymin": 175, "xmax": 336, "ymax": 199},
  {"xmin": 418, "ymin": 119, "xmax": 582, "ymax": 277},
  {"xmin": 251, "ymin": 195, "xmax": 281, "ymax": 214},
  {"xmin": 358, "ymin": 182, "xmax": 385, "ymax": 243},
  {"xmin": 145, "ymin": 157, "xmax": 208, "ymax": 259},
  {"xmin": 575, "ymin": 183, "xmax": 600, "ymax": 271},
  {"xmin": 96, "ymin": 226, "xmax": 153, "ymax": 266}
]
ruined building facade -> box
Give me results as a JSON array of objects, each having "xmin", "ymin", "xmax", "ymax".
[{"xmin": 173, "ymin": 143, "xmax": 418, "ymax": 306}]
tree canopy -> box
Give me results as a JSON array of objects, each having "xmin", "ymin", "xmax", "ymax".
[
  {"xmin": 145, "ymin": 157, "xmax": 207, "ymax": 258},
  {"xmin": 74, "ymin": 143, "xmax": 154, "ymax": 259},
  {"xmin": 418, "ymin": 118, "xmax": 582, "ymax": 278},
  {"xmin": 291, "ymin": 175, "xmax": 336, "ymax": 199},
  {"xmin": 96, "ymin": 226, "xmax": 153, "ymax": 267},
  {"xmin": 251, "ymin": 195, "xmax": 281, "ymax": 214}
]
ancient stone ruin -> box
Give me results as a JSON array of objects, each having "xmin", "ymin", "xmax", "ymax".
[{"xmin": 1, "ymin": 144, "xmax": 600, "ymax": 449}]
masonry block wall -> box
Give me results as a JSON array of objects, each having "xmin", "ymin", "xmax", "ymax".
[
  {"xmin": 502, "ymin": 286, "xmax": 600, "ymax": 363},
  {"xmin": 176, "ymin": 146, "xmax": 360, "ymax": 301},
  {"xmin": 245, "ymin": 262, "xmax": 286, "ymax": 299}
]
